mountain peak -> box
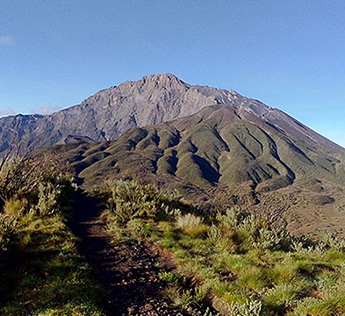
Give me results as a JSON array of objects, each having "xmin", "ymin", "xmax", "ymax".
[
  {"xmin": 0, "ymin": 74, "xmax": 343, "ymax": 158},
  {"xmin": 147, "ymin": 73, "xmax": 183, "ymax": 81},
  {"xmin": 138, "ymin": 73, "xmax": 187, "ymax": 88}
]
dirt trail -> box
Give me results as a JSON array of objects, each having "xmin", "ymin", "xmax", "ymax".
[{"xmin": 69, "ymin": 193, "xmax": 196, "ymax": 316}]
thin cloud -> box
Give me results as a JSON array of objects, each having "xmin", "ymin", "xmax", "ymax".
[
  {"xmin": 0, "ymin": 108, "xmax": 16, "ymax": 117},
  {"xmin": 30, "ymin": 103, "xmax": 61, "ymax": 115},
  {"xmin": 0, "ymin": 36, "xmax": 13, "ymax": 46}
]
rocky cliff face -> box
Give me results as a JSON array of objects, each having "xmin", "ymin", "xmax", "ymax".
[{"xmin": 0, "ymin": 73, "xmax": 343, "ymax": 156}]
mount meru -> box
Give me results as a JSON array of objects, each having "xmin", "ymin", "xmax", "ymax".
[{"xmin": 5, "ymin": 73, "xmax": 339, "ymax": 237}]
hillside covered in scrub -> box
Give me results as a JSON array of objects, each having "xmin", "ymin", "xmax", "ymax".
[
  {"xmin": 0, "ymin": 156, "xmax": 105, "ymax": 315},
  {"xmin": 38, "ymin": 102, "xmax": 345, "ymax": 237},
  {"xmin": 98, "ymin": 179, "xmax": 345, "ymax": 316},
  {"xmin": 3, "ymin": 74, "xmax": 345, "ymax": 237},
  {"xmin": 1, "ymin": 74, "xmax": 345, "ymax": 315},
  {"xmin": 1, "ymin": 153, "xmax": 345, "ymax": 316}
]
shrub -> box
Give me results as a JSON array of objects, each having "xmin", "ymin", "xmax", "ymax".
[
  {"xmin": 0, "ymin": 155, "xmax": 45, "ymax": 205},
  {"xmin": 206, "ymin": 224, "xmax": 221, "ymax": 245},
  {"xmin": 236, "ymin": 266, "xmax": 267, "ymax": 291},
  {"xmin": 232, "ymin": 300, "xmax": 263, "ymax": 316},
  {"xmin": 126, "ymin": 219, "xmax": 146, "ymax": 241},
  {"xmin": 37, "ymin": 182, "xmax": 61, "ymax": 215},
  {"xmin": 3, "ymin": 197, "xmax": 28, "ymax": 216},
  {"xmin": 103, "ymin": 180, "xmax": 159, "ymax": 224},
  {"xmin": 0, "ymin": 215, "xmax": 17, "ymax": 254},
  {"xmin": 318, "ymin": 231, "xmax": 345, "ymax": 252},
  {"xmin": 158, "ymin": 271, "xmax": 187, "ymax": 286},
  {"xmin": 214, "ymin": 298, "xmax": 263, "ymax": 316},
  {"xmin": 263, "ymin": 282, "xmax": 308, "ymax": 311},
  {"xmin": 174, "ymin": 289, "xmax": 195, "ymax": 308},
  {"xmin": 101, "ymin": 180, "xmax": 186, "ymax": 225},
  {"xmin": 176, "ymin": 213, "xmax": 209, "ymax": 237},
  {"xmin": 37, "ymin": 172, "xmax": 73, "ymax": 216},
  {"xmin": 214, "ymin": 209, "xmax": 297, "ymax": 252},
  {"xmin": 106, "ymin": 219, "xmax": 123, "ymax": 242}
]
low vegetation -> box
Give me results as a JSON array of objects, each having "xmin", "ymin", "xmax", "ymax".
[
  {"xmin": 0, "ymin": 156, "xmax": 105, "ymax": 315},
  {"xmin": 2, "ymin": 152, "xmax": 345, "ymax": 315},
  {"xmin": 99, "ymin": 179, "xmax": 345, "ymax": 316}
]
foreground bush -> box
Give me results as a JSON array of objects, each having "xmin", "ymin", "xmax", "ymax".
[
  {"xmin": 176, "ymin": 213, "xmax": 208, "ymax": 237},
  {"xmin": 0, "ymin": 215, "xmax": 17, "ymax": 256},
  {"xmin": 0, "ymin": 154, "xmax": 105, "ymax": 316}
]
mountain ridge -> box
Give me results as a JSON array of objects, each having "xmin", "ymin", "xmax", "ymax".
[
  {"xmin": 3, "ymin": 74, "xmax": 345, "ymax": 235},
  {"xmin": 1, "ymin": 73, "xmax": 343, "ymax": 156},
  {"xmin": 35, "ymin": 100, "xmax": 345, "ymax": 237}
]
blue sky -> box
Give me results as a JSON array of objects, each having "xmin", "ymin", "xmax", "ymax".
[{"xmin": 0, "ymin": 0, "xmax": 344, "ymax": 147}]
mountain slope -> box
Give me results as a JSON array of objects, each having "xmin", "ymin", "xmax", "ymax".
[
  {"xmin": 1, "ymin": 73, "xmax": 343, "ymax": 156},
  {"xmin": 38, "ymin": 104, "xmax": 345, "ymax": 236},
  {"xmin": 4, "ymin": 73, "xmax": 345, "ymax": 235}
]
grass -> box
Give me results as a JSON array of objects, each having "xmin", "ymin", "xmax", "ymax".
[
  {"xmin": 2, "ymin": 151, "xmax": 344, "ymax": 315},
  {"xmin": 176, "ymin": 213, "xmax": 209, "ymax": 237},
  {"xmin": 98, "ymin": 179, "xmax": 345, "ymax": 316},
  {"xmin": 0, "ymin": 159, "xmax": 105, "ymax": 316},
  {"xmin": 0, "ymin": 213, "xmax": 105, "ymax": 316}
]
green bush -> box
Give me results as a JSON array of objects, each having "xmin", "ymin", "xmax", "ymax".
[
  {"xmin": 100, "ymin": 180, "xmax": 185, "ymax": 231},
  {"xmin": 158, "ymin": 271, "xmax": 187, "ymax": 286},
  {"xmin": 176, "ymin": 213, "xmax": 209, "ymax": 237},
  {"xmin": 0, "ymin": 215, "xmax": 17, "ymax": 254},
  {"xmin": 3, "ymin": 197, "xmax": 28, "ymax": 216},
  {"xmin": 37, "ymin": 181, "xmax": 62, "ymax": 215},
  {"xmin": 0, "ymin": 154, "xmax": 105, "ymax": 315}
]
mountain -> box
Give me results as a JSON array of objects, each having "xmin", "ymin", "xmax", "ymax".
[
  {"xmin": 0, "ymin": 74, "xmax": 234, "ymax": 155},
  {"xmin": 37, "ymin": 104, "xmax": 345, "ymax": 237},
  {"xmin": 3, "ymin": 73, "xmax": 345, "ymax": 235},
  {"xmin": 1, "ymin": 73, "xmax": 343, "ymax": 156}
]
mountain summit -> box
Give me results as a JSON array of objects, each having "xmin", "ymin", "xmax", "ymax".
[{"xmin": 1, "ymin": 74, "xmax": 343, "ymax": 156}]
